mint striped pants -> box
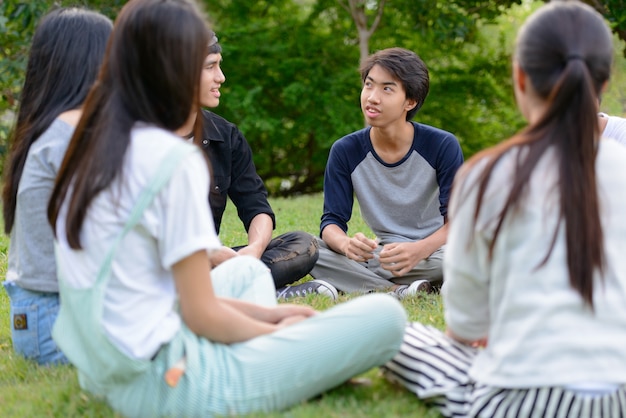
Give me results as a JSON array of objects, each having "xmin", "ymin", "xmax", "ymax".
[{"xmin": 103, "ymin": 256, "xmax": 407, "ymax": 417}]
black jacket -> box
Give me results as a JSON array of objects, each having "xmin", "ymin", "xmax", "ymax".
[{"xmin": 198, "ymin": 109, "xmax": 276, "ymax": 234}]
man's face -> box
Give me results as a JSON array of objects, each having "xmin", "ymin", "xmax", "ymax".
[
  {"xmin": 200, "ymin": 53, "xmax": 225, "ymax": 108},
  {"xmin": 360, "ymin": 64, "xmax": 415, "ymax": 127}
]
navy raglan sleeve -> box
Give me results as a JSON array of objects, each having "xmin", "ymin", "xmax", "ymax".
[
  {"xmin": 436, "ymin": 134, "xmax": 464, "ymax": 218},
  {"xmin": 320, "ymin": 137, "xmax": 357, "ymax": 236}
]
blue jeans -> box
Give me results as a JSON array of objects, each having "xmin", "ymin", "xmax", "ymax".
[
  {"xmin": 3, "ymin": 281, "xmax": 68, "ymax": 365},
  {"xmin": 234, "ymin": 230, "xmax": 319, "ymax": 288}
]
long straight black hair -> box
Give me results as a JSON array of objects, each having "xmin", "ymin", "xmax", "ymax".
[
  {"xmin": 1, "ymin": 7, "xmax": 112, "ymax": 234},
  {"xmin": 48, "ymin": 0, "xmax": 212, "ymax": 249},
  {"xmin": 458, "ymin": 0, "xmax": 613, "ymax": 309}
]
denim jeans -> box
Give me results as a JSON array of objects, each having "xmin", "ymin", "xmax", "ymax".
[
  {"xmin": 3, "ymin": 281, "xmax": 68, "ymax": 365},
  {"xmin": 234, "ymin": 230, "xmax": 319, "ymax": 288}
]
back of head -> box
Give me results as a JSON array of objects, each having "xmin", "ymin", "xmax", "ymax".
[
  {"xmin": 104, "ymin": 0, "xmax": 211, "ymax": 130},
  {"xmin": 23, "ymin": 8, "xmax": 113, "ymax": 120},
  {"xmin": 471, "ymin": 0, "xmax": 613, "ymax": 309},
  {"xmin": 2, "ymin": 7, "xmax": 112, "ymax": 234},
  {"xmin": 49, "ymin": 0, "xmax": 212, "ymax": 249},
  {"xmin": 515, "ymin": 0, "xmax": 612, "ymax": 104},
  {"xmin": 360, "ymin": 47, "xmax": 429, "ymax": 120}
]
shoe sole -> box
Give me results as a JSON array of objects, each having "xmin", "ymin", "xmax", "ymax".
[
  {"xmin": 310, "ymin": 279, "xmax": 339, "ymax": 301},
  {"xmin": 414, "ymin": 280, "xmax": 432, "ymax": 293}
]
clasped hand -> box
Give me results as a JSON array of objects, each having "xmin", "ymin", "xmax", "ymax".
[
  {"xmin": 344, "ymin": 234, "xmax": 429, "ymax": 277},
  {"xmin": 268, "ymin": 304, "xmax": 317, "ymax": 328},
  {"xmin": 343, "ymin": 232, "xmax": 377, "ymax": 262},
  {"xmin": 209, "ymin": 246, "xmax": 239, "ymax": 267}
]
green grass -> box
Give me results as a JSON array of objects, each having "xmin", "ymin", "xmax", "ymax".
[{"xmin": 0, "ymin": 193, "xmax": 444, "ymax": 417}]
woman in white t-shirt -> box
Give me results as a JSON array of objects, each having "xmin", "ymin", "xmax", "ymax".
[
  {"xmin": 383, "ymin": 2, "xmax": 626, "ymax": 417},
  {"xmin": 47, "ymin": 1, "xmax": 407, "ymax": 417}
]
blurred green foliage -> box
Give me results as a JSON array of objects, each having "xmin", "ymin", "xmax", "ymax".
[{"xmin": 1, "ymin": 0, "xmax": 625, "ymax": 194}]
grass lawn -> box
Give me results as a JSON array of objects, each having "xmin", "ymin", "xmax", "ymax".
[{"xmin": 0, "ymin": 193, "xmax": 444, "ymax": 417}]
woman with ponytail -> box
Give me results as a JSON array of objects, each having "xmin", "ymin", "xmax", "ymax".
[{"xmin": 383, "ymin": 2, "xmax": 626, "ymax": 416}]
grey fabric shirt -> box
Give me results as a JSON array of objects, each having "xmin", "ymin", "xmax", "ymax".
[
  {"xmin": 6, "ymin": 118, "xmax": 74, "ymax": 292},
  {"xmin": 321, "ymin": 123, "xmax": 464, "ymax": 244}
]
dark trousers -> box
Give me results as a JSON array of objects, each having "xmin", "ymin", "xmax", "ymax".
[{"xmin": 233, "ymin": 230, "xmax": 319, "ymax": 288}]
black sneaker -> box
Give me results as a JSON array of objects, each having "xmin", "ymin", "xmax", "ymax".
[{"xmin": 276, "ymin": 279, "xmax": 338, "ymax": 301}]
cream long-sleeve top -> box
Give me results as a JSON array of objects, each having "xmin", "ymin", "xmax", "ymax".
[{"xmin": 443, "ymin": 138, "xmax": 626, "ymax": 388}]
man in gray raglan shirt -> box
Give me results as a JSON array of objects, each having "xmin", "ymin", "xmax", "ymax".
[{"xmin": 308, "ymin": 48, "xmax": 464, "ymax": 298}]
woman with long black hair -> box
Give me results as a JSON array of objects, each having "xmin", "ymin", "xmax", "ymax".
[
  {"xmin": 47, "ymin": 1, "xmax": 407, "ymax": 416},
  {"xmin": 384, "ymin": 1, "xmax": 626, "ymax": 416},
  {"xmin": 2, "ymin": 7, "xmax": 112, "ymax": 365}
]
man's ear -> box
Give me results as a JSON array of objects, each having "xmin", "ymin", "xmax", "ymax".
[
  {"xmin": 513, "ymin": 61, "xmax": 526, "ymax": 93},
  {"xmin": 405, "ymin": 98, "xmax": 418, "ymax": 113}
]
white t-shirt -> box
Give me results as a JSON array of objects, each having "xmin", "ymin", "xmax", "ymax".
[
  {"xmin": 55, "ymin": 124, "xmax": 221, "ymax": 359},
  {"xmin": 443, "ymin": 138, "xmax": 626, "ymax": 388},
  {"xmin": 600, "ymin": 112, "xmax": 626, "ymax": 146}
]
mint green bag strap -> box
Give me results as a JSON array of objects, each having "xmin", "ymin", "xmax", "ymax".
[
  {"xmin": 52, "ymin": 143, "xmax": 197, "ymax": 391},
  {"xmin": 95, "ymin": 143, "xmax": 196, "ymax": 286}
]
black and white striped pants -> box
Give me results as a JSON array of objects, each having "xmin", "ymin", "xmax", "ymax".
[{"xmin": 382, "ymin": 322, "xmax": 626, "ymax": 418}]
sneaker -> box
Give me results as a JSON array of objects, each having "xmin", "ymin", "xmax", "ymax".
[
  {"xmin": 390, "ymin": 279, "xmax": 432, "ymax": 300},
  {"xmin": 276, "ymin": 279, "xmax": 338, "ymax": 301}
]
